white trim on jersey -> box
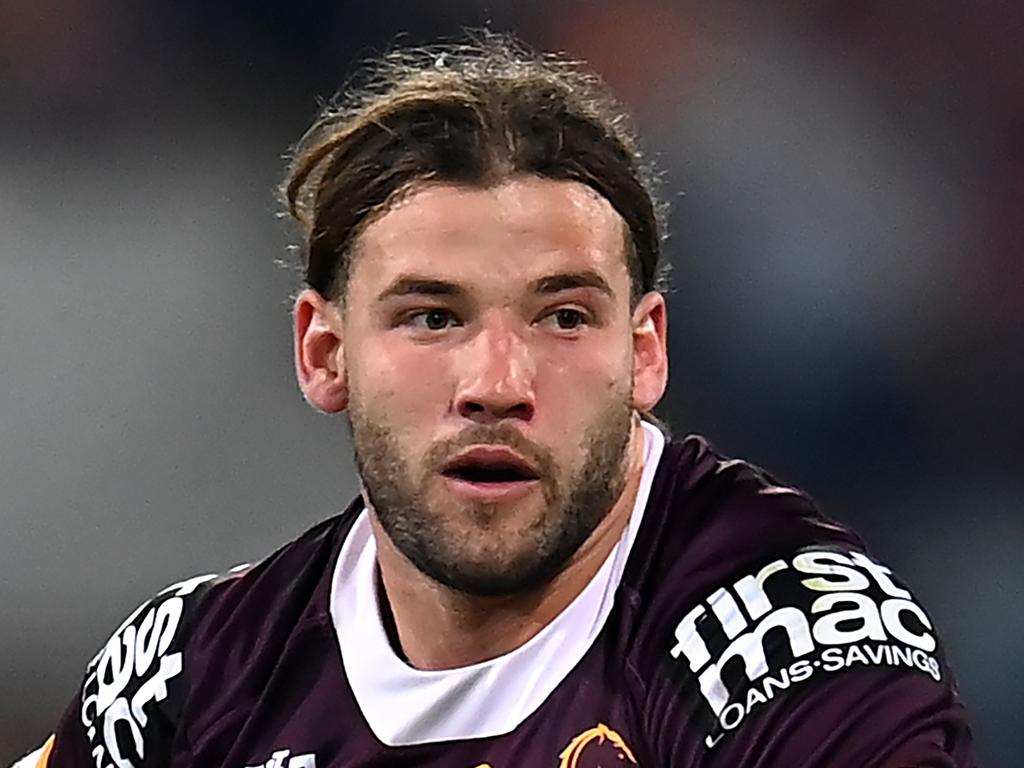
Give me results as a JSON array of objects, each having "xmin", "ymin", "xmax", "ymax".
[
  {"xmin": 10, "ymin": 738, "xmax": 50, "ymax": 768},
  {"xmin": 330, "ymin": 420, "xmax": 666, "ymax": 746}
]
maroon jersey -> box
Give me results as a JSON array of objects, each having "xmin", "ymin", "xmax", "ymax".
[{"xmin": 26, "ymin": 431, "xmax": 975, "ymax": 767}]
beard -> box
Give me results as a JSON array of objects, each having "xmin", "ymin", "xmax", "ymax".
[{"xmin": 347, "ymin": 393, "xmax": 634, "ymax": 598}]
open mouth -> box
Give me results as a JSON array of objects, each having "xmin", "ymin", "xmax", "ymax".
[
  {"xmin": 442, "ymin": 463, "xmax": 538, "ymax": 483},
  {"xmin": 444, "ymin": 454, "xmax": 540, "ymax": 483},
  {"xmin": 440, "ymin": 448, "xmax": 541, "ymax": 500}
]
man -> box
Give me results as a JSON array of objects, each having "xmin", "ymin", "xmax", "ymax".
[{"xmin": 17, "ymin": 33, "xmax": 975, "ymax": 768}]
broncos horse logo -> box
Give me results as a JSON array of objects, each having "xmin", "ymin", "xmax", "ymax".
[{"xmin": 559, "ymin": 723, "xmax": 638, "ymax": 768}]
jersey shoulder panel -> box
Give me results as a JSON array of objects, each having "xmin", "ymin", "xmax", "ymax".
[
  {"xmin": 177, "ymin": 509, "xmax": 356, "ymax": 746},
  {"xmin": 73, "ymin": 570, "xmax": 226, "ymax": 767},
  {"xmin": 53, "ymin": 507, "xmax": 358, "ymax": 768},
  {"xmin": 649, "ymin": 546, "xmax": 975, "ymax": 766},
  {"xmin": 622, "ymin": 434, "xmax": 864, "ymax": 607},
  {"xmin": 617, "ymin": 435, "xmax": 975, "ymax": 766}
]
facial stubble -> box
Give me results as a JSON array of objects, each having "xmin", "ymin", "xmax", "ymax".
[{"xmin": 347, "ymin": 395, "xmax": 634, "ymax": 597}]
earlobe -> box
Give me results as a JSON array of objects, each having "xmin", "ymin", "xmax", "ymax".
[
  {"xmin": 294, "ymin": 288, "xmax": 349, "ymax": 413},
  {"xmin": 631, "ymin": 292, "xmax": 669, "ymax": 413}
]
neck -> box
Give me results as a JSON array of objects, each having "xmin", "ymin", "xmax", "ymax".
[{"xmin": 368, "ymin": 421, "xmax": 648, "ymax": 671}]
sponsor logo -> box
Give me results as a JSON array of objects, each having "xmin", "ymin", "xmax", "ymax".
[
  {"xmin": 559, "ymin": 723, "xmax": 638, "ymax": 768},
  {"xmin": 80, "ymin": 573, "xmax": 217, "ymax": 767},
  {"xmin": 470, "ymin": 724, "xmax": 637, "ymax": 768},
  {"xmin": 667, "ymin": 550, "xmax": 941, "ymax": 748},
  {"xmin": 244, "ymin": 749, "xmax": 316, "ymax": 768}
]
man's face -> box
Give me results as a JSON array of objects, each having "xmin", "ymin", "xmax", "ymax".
[{"xmin": 305, "ymin": 176, "xmax": 666, "ymax": 596}]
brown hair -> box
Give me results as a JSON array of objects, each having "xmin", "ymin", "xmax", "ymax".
[{"xmin": 281, "ymin": 31, "xmax": 669, "ymax": 307}]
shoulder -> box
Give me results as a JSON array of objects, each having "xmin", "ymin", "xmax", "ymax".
[
  {"xmin": 69, "ymin": 509, "xmax": 355, "ymax": 767},
  {"xmin": 618, "ymin": 435, "xmax": 975, "ymax": 766},
  {"xmin": 623, "ymin": 433, "xmax": 864, "ymax": 606},
  {"xmin": 186, "ymin": 510, "xmax": 348, "ymax": 650}
]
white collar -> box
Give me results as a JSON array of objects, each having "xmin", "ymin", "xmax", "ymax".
[{"xmin": 330, "ymin": 421, "xmax": 666, "ymax": 746}]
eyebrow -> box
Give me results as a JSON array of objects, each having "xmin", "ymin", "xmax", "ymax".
[
  {"xmin": 529, "ymin": 270, "xmax": 615, "ymax": 298},
  {"xmin": 376, "ymin": 269, "xmax": 615, "ymax": 302},
  {"xmin": 377, "ymin": 277, "xmax": 466, "ymax": 302}
]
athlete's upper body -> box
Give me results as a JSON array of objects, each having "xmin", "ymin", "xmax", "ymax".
[{"xmin": 16, "ymin": 33, "xmax": 975, "ymax": 768}]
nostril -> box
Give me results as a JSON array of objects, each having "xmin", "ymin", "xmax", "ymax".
[
  {"xmin": 459, "ymin": 400, "xmax": 487, "ymax": 416},
  {"xmin": 455, "ymin": 392, "xmax": 535, "ymax": 422},
  {"xmin": 506, "ymin": 402, "xmax": 534, "ymax": 419}
]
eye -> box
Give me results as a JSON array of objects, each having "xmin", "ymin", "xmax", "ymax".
[
  {"xmin": 407, "ymin": 308, "xmax": 459, "ymax": 331},
  {"xmin": 545, "ymin": 307, "xmax": 588, "ymax": 331}
]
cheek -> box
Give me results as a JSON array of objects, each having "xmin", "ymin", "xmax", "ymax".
[
  {"xmin": 352, "ymin": 342, "xmax": 452, "ymax": 418},
  {"xmin": 536, "ymin": 338, "xmax": 632, "ymax": 400}
]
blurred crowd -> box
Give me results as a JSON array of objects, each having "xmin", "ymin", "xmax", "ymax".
[{"xmin": 1, "ymin": 1, "xmax": 1020, "ymax": 763}]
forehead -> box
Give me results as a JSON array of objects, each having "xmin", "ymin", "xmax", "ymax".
[{"xmin": 351, "ymin": 176, "xmax": 629, "ymax": 294}]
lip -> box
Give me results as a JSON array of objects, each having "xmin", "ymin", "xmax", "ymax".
[
  {"xmin": 440, "ymin": 445, "xmax": 541, "ymax": 503},
  {"xmin": 441, "ymin": 474, "xmax": 540, "ymax": 503},
  {"xmin": 442, "ymin": 446, "xmax": 539, "ymax": 478}
]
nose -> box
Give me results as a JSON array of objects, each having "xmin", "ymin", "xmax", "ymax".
[{"xmin": 452, "ymin": 318, "xmax": 536, "ymax": 424}]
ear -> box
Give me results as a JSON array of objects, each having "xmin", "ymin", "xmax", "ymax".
[
  {"xmin": 294, "ymin": 288, "xmax": 348, "ymax": 413},
  {"xmin": 630, "ymin": 291, "xmax": 669, "ymax": 413}
]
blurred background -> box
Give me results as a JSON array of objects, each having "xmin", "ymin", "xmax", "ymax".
[{"xmin": 1, "ymin": 0, "xmax": 1020, "ymax": 764}]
